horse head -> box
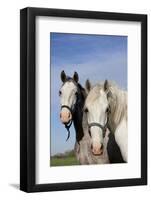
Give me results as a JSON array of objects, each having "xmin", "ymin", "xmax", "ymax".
[
  {"xmin": 59, "ymin": 70, "xmax": 79, "ymax": 124},
  {"xmin": 84, "ymin": 80, "xmax": 111, "ymax": 156}
]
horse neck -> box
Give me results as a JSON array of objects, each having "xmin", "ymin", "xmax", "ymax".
[
  {"xmin": 73, "ymin": 86, "xmax": 85, "ymax": 142},
  {"xmin": 109, "ymin": 89, "xmax": 127, "ymax": 132}
]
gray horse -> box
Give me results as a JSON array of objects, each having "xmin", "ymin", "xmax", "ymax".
[{"xmin": 84, "ymin": 79, "xmax": 126, "ymax": 163}]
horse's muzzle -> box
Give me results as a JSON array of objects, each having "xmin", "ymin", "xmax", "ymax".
[
  {"xmin": 60, "ymin": 111, "xmax": 72, "ymax": 124},
  {"xmin": 91, "ymin": 144, "xmax": 104, "ymax": 156}
]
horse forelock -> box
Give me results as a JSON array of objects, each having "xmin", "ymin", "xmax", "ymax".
[
  {"xmin": 63, "ymin": 76, "xmax": 79, "ymax": 86},
  {"xmin": 63, "ymin": 78, "xmax": 86, "ymax": 97},
  {"xmin": 85, "ymin": 84, "xmax": 103, "ymax": 107}
]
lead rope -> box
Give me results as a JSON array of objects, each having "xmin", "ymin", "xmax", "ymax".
[{"xmin": 65, "ymin": 120, "xmax": 73, "ymax": 141}]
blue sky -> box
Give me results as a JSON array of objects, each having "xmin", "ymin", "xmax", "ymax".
[{"xmin": 50, "ymin": 32, "xmax": 127, "ymax": 155}]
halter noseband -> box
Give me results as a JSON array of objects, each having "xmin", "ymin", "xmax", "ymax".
[
  {"xmin": 61, "ymin": 105, "xmax": 73, "ymax": 115},
  {"xmin": 88, "ymin": 115, "xmax": 109, "ymax": 138}
]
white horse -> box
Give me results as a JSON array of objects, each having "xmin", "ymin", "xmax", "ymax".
[
  {"xmin": 84, "ymin": 80, "xmax": 128, "ymax": 162},
  {"xmin": 59, "ymin": 71, "xmax": 109, "ymax": 164},
  {"xmin": 59, "ymin": 70, "xmax": 86, "ymax": 142}
]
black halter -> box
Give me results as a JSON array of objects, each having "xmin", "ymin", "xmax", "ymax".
[
  {"xmin": 61, "ymin": 105, "xmax": 73, "ymax": 141},
  {"xmin": 61, "ymin": 96, "xmax": 80, "ymax": 141},
  {"xmin": 88, "ymin": 115, "xmax": 109, "ymax": 138}
]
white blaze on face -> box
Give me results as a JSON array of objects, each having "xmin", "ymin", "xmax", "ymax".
[
  {"xmin": 86, "ymin": 89, "xmax": 108, "ymax": 155},
  {"xmin": 60, "ymin": 82, "xmax": 78, "ymax": 124}
]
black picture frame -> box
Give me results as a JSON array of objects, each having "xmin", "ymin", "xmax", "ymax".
[{"xmin": 20, "ymin": 7, "xmax": 147, "ymax": 192}]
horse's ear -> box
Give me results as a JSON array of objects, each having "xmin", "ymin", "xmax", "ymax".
[
  {"xmin": 73, "ymin": 71, "xmax": 79, "ymax": 83},
  {"xmin": 104, "ymin": 80, "xmax": 109, "ymax": 92},
  {"xmin": 104, "ymin": 80, "xmax": 112, "ymax": 98},
  {"xmin": 60, "ymin": 70, "xmax": 66, "ymax": 83},
  {"xmin": 85, "ymin": 79, "xmax": 91, "ymax": 93}
]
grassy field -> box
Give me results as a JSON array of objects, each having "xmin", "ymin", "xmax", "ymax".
[{"xmin": 51, "ymin": 156, "xmax": 79, "ymax": 166}]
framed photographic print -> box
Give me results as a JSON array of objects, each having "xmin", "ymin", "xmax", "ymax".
[{"xmin": 20, "ymin": 7, "xmax": 147, "ymax": 192}]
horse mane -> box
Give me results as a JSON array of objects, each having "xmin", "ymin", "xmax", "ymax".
[
  {"xmin": 77, "ymin": 83, "xmax": 87, "ymax": 100},
  {"xmin": 107, "ymin": 82, "xmax": 127, "ymax": 128}
]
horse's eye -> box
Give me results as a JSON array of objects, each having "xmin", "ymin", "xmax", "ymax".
[
  {"xmin": 84, "ymin": 108, "xmax": 88, "ymax": 113},
  {"xmin": 106, "ymin": 107, "xmax": 110, "ymax": 113},
  {"xmin": 59, "ymin": 90, "xmax": 62, "ymax": 96},
  {"xmin": 75, "ymin": 91, "xmax": 78, "ymax": 96}
]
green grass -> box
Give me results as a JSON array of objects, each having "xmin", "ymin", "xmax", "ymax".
[{"xmin": 51, "ymin": 156, "xmax": 79, "ymax": 166}]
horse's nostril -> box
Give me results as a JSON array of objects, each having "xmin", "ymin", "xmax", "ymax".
[
  {"xmin": 100, "ymin": 144, "xmax": 104, "ymax": 151},
  {"xmin": 91, "ymin": 144, "xmax": 93, "ymax": 150}
]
